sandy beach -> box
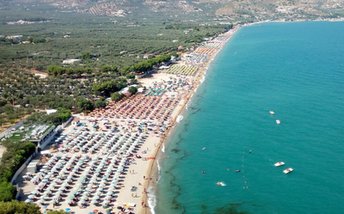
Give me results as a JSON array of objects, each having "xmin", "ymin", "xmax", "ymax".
[
  {"xmin": 139, "ymin": 26, "xmax": 241, "ymax": 214},
  {"xmin": 17, "ymin": 25, "xmax": 240, "ymax": 214}
]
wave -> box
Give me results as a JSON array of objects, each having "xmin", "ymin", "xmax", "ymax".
[
  {"xmin": 157, "ymin": 159, "xmax": 161, "ymax": 183},
  {"xmin": 200, "ymin": 75, "xmax": 205, "ymax": 83},
  {"xmin": 176, "ymin": 115, "xmax": 184, "ymax": 123},
  {"xmin": 161, "ymin": 143, "xmax": 165, "ymax": 153},
  {"xmin": 147, "ymin": 186, "xmax": 157, "ymax": 214}
]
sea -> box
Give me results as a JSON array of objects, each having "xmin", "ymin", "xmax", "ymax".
[{"xmin": 153, "ymin": 21, "xmax": 344, "ymax": 214}]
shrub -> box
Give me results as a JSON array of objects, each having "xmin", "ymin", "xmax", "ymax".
[
  {"xmin": 0, "ymin": 201, "xmax": 41, "ymax": 213},
  {"xmin": 95, "ymin": 98, "xmax": 107, "ymax": 108},
  {"xmin": 111, "ymin": 92, "xmax": 123, "ymax": 101},
  {"xmin": 0, "ymin": 182, "xmax": 16, "ymax": 202},
  {"xmin": 128, "ymin": 86, "xmax": 138, "ymax": 94}
]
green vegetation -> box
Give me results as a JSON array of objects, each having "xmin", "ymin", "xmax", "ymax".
[
  {"xmin": 128, "ymin": 86, "xmax": 138, "ymax": 94},
  {"xmin": 0, "ymin": 2, "xmax": 229, "ymax": 127},
  {"xmin": 0, "ymin": 141, "xmax": 36, "ymax": 182},
  {"xmin": 0, "ymin": 183, "xmax": 16, "ymax": 202},
  {"xmin": 0, "ymin": 140, "xmax": 36, "ymax": 201},
  {"xmin": 92, "ymin": 78, "xmax": 127, "ymax": 97},
  {"xmin": 47, "ymin": 65, "xmax": 92, "ymax": 76},
  {"xmin": 77, "ymin": 98, "xmax": 95, "ymax": 112},
  {"xmin": 27, "ymin": 108, "xmax": 71, "ymax": 125},
  {"xmin": 0, "ymin": 201, "xmax": 41, "ymax": 214},
  {"xmin": 94, "ymin": 98, "xmax": 107, "ymax": 109},
  {"xmin": 126, "ymin": 53, "xmax": 174, "ymax": 73},
  {"xmin": 111, "ymin": 92, "xmax": 124, "ymax": 102}
]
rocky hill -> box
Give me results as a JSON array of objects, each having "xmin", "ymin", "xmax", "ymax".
[{"xmin": 2, "ymin": 0, "xmax": 344, "ymax": 22}]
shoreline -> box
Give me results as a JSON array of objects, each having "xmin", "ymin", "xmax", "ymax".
[
  {"xmin": 139, "ymin": 18, "xmax": 344, "ymax": 213},
  {"xmin": 16, "ymin": 25, "xmax": 239, "ymax": 213},
  {"xmin": 139, "ymin": 19, "xmax": 344, "ymax": 214},
  {"xmin": 140, "ymin": 25, "xmax": 241, "ymax": 214},
  {"xmin": 15, "ymin": 19, "xmax": 344, "ymax": 214}
]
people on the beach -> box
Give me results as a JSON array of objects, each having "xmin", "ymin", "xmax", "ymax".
[{"xmin": 20, "ymin": 27, "xmax": 237, "ymax": 213}]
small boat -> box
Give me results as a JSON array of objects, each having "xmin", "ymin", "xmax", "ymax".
[
  {"xmin": 276, "ymin": 119, "xmax": 281, "ymax": 125},
  {"xmin": 274, "ymin": 162, "xmax": 285, "ymax": 167},
  {"xmin": 283, "ymin": 168, "xmax": 294, "ymax": 174},
  {"xmin": 216, "ymin": 181, "xmax": 226, "ymax": 186},
  {"xmin": 269, "ymin": 110, "xmax": 275, "ymax": 115},
  {"xmin": 202, "ymin": 147, "xmax": 206, "ymax": 151}
]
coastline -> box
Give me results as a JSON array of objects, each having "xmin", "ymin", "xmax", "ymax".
[
  {"xmin": 140, "ymin": 20, "xmax": 344, "ymax": 214},
  {"xmin": 16, "ymin": 25, "xmax": 240, "ymax": 214},
  {"xmin": 13, "ymin": 19, "xmax": 344, "ymax": 214},
  {"xmin": 140, "ymin": 25, "xmax": 241, "ymax": 214},
  {"xmin": 124, "ymin": 18, "xmax": 344, "ymax": 214}
]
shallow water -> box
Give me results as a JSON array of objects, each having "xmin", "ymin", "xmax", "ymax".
[{"xmin": 156, "ymin": 22, "xmax": 344, "ymax": 214}]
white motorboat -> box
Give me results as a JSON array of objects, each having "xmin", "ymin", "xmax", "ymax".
[
  {"xmin": 269, "ymin": 110, "xmax": 275, "ymax": 115},
  {"xmin": 283, "ymin": 168, "xmax": 294, "ymax": 174},
  {"xmin": 274, "ymin": 162, "xmax": 285, "ymax": 167},
  {"xmin": 216, "ymin": 181, "xmax": 226, "ymax": 186},
  {"xmin": 276, "ymin": 119, "xmax": 281, "ymax": 125}
]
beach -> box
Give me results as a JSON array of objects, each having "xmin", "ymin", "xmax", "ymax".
[
  {"xmin": 17, "ymin": 25, "xmax": 240, "ymax": 214},
  {"xmin": 140, "ymin": 26, "xmax": 240, "ymax": 214}
]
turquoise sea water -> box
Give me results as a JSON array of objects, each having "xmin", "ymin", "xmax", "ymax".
[{"xmin": 155, "ymin": 22, "xmax": 344, "ymax": 214}]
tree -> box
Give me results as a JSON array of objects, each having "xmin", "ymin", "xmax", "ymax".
[
  {"xmin": 111, "ymin": 92, "xmax": 123, "ymax": 101},
  {"xmin": 26, "ymin": 108, "xmax": 71, "ymax": 126},
  {"xmin": 81, "ymin": 52, "xmax": 91, "ymax": 60},
  {"xmin": 0, "ymin": 182, "xmax": 16, "ymax": 202},
  {"xmin": 47, "ymin": 108, "xmax": 72, "ymax": 125},
  {"xmin": 126, "ymin": 73, "xmax": 135, "ymax": 79},
  {"xmin": 125, "ymin": 53, "xmax": 173, "ymax": 73},
  {"xmin": 77, "ymin": 98, "xmax": 94, "ymax": 112},
  {"xmin": 0, "ymin": 141, "xmax": 36, "ymax": 184},
  {"xmin": 94, "ymin": 98, "xmax": 107, "ymax": 108},
  {"xmin": 101, "ymin": 65, "xmax": 118, "ymax": 73},
  {"xmin": 128, "ymin": 86, "xmax": 138, "ymax": 94},
  {"xmin": 0, "ymin": 201, "xmax": 41, "ymax": 213},
  {"xmin": 0, "ymin": 98, "xmax": 7, "ymax": 107},
  {"xmin": 92, "ymin": 78, "xmax": 127, "ymax": 97}
]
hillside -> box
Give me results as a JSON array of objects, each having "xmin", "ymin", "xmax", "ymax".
[
  {"xmin": 2, "ymin": 0, "xmax": 344, "ymax": 22},
  {"xmin": 1, "ymin": 0, "xmax": 344, "ymax": 130}
]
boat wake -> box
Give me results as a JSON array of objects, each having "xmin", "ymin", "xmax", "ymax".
[{"xmin": 147, "ymin": 186, "xmax": 157, "ymax": 214}]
